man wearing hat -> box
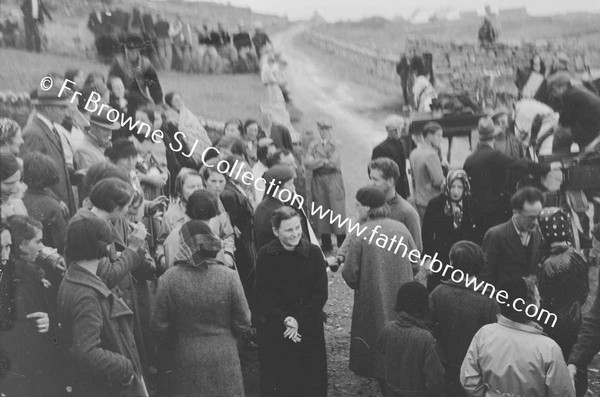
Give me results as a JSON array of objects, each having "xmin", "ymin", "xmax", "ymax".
[
  {"xmin": 252, "ymin": 21, "xmax": 271, "ymax": 59},
  {"xmin": 20, "ymin": 84, "xmax": 77, "ymax": 217},
  {"xmin": 73, "ymin": 105, "xmax": 119, "ymax": 173},
  {"xmin": 492, "ymin": 107, "xmax": 524, "ymax": 159},
  {"xmin": 108, "ymin": 33, "xmax": 163, "ymax": 115},
  {"xmin": 464, "ymin": 117, "xmax": 550, "ymax": 230},
  {"xmin": 548, "ymin": 71, "xmax": 600, "ymax": 153},
  {"xmin": 304, "ymin": 116, "xmax": 347, "ymax": 253},
  {"xmin": 371, "ymin": 115, "xmax": 411, "ymax": 199}
]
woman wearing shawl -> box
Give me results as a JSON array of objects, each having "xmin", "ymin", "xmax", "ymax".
[
  {"xmin": 421, "ymin": 170, "xmax": 485, "ymax": 291},
  {"xmin": 164, "ymin": 91, "xmax": 213, "ymax": 167},
  {"xmin": 537, "ymin": 208, "xmax": 589, "ymax": 364},
  {"xmin": 152, "ymin": 220, "xmax": 251, "ymax": 397}
]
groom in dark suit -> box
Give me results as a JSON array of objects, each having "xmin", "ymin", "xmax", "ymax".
[
  {"xmin": 20, "ymin": 85, "xmax": 76, "ymax": 217},
  {"xmin": 480, "ymin": 187, "xmax": 545, "ymax": 286}
]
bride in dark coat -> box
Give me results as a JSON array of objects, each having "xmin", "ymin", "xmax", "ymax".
[
  {"xmin": 255, "ymin": 206, "xmax": 328, "ymax": 397},
  {"xmin": 421, "ymin": 169, "xmax": 485, "ymax": 291}
]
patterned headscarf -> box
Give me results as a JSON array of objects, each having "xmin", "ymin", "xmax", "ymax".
[
  {"xmin": 443, "ymin": 169, "xmax": 471, "ymax": 230},
  {"xmin": 539, "ymin": 207, "xmax": 572, "ymax": 244},
  {"xmin": 173, "ymin": 220, "xmax": 223, "ymax": 268}
]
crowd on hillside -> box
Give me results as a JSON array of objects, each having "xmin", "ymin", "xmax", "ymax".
[
  {"xmin": 0, "ymin": 0, "xmax": 274, "ymax": 75},
  {"xmin": 2, "ymin": 6, "xmax": 600, "ymax": 397}
]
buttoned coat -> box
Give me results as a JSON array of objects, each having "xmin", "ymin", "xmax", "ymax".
[
  {"xmin": 342, "ymin": 218, "xmax": 417, "ymax": 379},
  {"xmin": 57, "ymin": 264, "xmax": 146, "ymax": 397},
  {"xmin": 20, "ymin": 116, "xmax": 77, "ymax": 217}
]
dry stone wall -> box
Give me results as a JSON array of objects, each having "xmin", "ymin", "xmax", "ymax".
[{"xmin": 305, "ymin": 29, "xmax": 600, "ymax": 100}]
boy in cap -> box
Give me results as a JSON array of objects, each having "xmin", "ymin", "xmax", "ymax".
[
  {"xmin": 372, "ymin": 115, "xmax": 411, "ymax": 199},
  {"xmin": 378, "ymin": 282, "xmax": 445, "ymax": 397},
  {"xmin": 304, "ymin": 116, "xmax": 346, "ymax": 253}
]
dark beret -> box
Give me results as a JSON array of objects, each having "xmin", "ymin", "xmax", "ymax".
[{"xmin": 356, "ymin": 186, "xmax": 386, "ymax": 208}]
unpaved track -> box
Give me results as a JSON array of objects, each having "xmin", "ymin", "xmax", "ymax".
[{"xmin": 272, "ymin": 25, "xmax": 390, "ymax": 219}]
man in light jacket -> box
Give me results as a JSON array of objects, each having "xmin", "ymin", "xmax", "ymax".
[{"xmin": 461, "ymin": 276, "xmax": 575, "ymax": 397}]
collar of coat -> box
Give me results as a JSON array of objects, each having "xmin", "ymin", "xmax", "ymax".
[
  {"xmin": 64, "ymin": 263, "xmax": 112, "ymax": 298},
  {"xmin": 394, "ymin": 311, "xmax": 431, "ymax": 332},
  {"xmin": 264, "ymin": 237, "xmax": 310, "ymax": 258},
  {"xmin": 12, "ymin": 256, "xmax": 45, "ymax": 284},
  {"xmin": 497, "ymin": 314, "xmax": 544, "ymax": 334}
]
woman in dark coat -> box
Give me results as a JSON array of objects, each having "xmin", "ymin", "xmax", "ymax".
[
  {"xmin": 21, "ymin": 152, "xmax": 68, "ymax": 254},
  {"xmin": 1, "ymin": 215, "xmax": 66, "ymax": 397},
  {"xmin": 421, "ymin": 169, "xmax": 484, "ymax": 292},
  {"xmin": 255, "ymin": 206, "xmax": 328, "ymax": 397},
  {"xmin": 151, "ymin": 220, "xmax": 251, "ymax": 397},
  {"xmin": 58, "ymin": 215, "xmax": 148, "ymax": 397},
  {"xmin": 220, "ymin": 155, "xmax": 257, "ymax": 303},
  {"xmin": 537, "ymin": 208, "xmax": 589, "ymax": 362}
]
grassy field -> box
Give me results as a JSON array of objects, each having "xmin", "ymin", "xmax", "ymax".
[
  {"xmin": 319, "ymin": 13, "xmax": 600, "ymax": 55},
  {"xmin": 0, "ymin": 48, "xmax": 269, "ymax": 122}
]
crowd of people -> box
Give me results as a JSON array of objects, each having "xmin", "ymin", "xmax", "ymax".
[
  {"xmin": 2, "ymin": 10, "xmax": 600, "ymax": 397},
  {"xmin": 86, "ymin": 0, "xmax": 273, "ymax": 74}
]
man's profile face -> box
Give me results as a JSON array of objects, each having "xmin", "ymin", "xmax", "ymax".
[
  {"xmin": 369, "ymin": 168, "xmax": 393, "ymax": 194},
  {"xmin": 514, "ymin": 200, "xmax": 543, "ymax": 233}
]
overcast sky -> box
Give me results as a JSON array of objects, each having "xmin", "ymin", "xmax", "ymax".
[{"xmin": 214, "ymin": 0, "xmax": 600, "ymax": 21}]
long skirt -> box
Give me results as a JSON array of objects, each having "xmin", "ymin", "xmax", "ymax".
[{"xmin": 258, "ymin": 318, "xmax": 327, "ymax": 397}]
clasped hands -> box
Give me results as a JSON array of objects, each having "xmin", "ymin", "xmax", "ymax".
[{"xmin": 284, "ymin": 316, "xmax": 301, "ymax": 343}]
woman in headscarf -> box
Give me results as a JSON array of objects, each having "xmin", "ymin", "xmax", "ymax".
[
  {"xmin": 516, "ymin": 53, "xmax": 548, "ymax": 101},
  {"xmin": 421, "ymin": 169, "xmax": 485, "ymax": 292},
  {"xmin": 164, "ymin": 91, "xmax": 212, "ymax": 167},
  {"xmin": 537, "ymin": 208, "xmax": 589, "ymax": 364},
  {"xmin": 255, "ymin": 206, "xmax": 328, "ymax": 397},
  {"xmin": 162, "ymin": 189, "xmax": 235, "ymax": 269},
  {"xmin": 152, "ymin": 220, "xmax": 251, "ymax": 397}
]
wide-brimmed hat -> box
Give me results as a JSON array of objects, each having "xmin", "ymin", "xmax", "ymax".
[
  {"xmin": 90, "ymin": 106, "xmax": 121, "ymax": 130},
  {"xmin": 30, "ymin": 83, "xmax": 71, "ymax": 106},
  {"xmin": 104, "ymin": 139, "xmax": 138, "ymax": 161},
  {"xmin": 477, "ymin": 117, "xmax": 500, "ymax": 141}
]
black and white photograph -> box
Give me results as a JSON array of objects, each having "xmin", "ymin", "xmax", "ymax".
[{"xmin": 1, "ymin": 0, "xmax": 600, "ymax": 395}]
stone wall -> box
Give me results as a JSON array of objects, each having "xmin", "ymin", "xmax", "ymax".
[{"xmin": 305, "ymin": 29, "xmax": 600, "ymax": 102}]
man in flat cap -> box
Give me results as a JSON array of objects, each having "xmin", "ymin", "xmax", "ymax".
[
  {"xmin": 73, "ymin": 106, "xmax": 119, "ymax": 174},
  {"xmin": 372, "ymin": 115, "xmax": 411, "ymax": 199},
  {"xmin": 20, "ymin": 84, "xmax": 77, "ymax": 217},
  {"xmin": 548, "ymin": 72, "xmax": 600, "ymax": 153},
  {"xmin": 109, "ymin": 33, "xmax": 163, "ymax": 115},
  {"xmin": 304, "ymin": 116, "xmax": 347, "ymax": 254}
]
